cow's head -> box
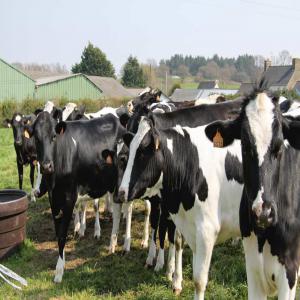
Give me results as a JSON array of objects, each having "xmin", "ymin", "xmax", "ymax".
[
  {"xmin": 5, "ymin": 113, "xmax": 34, "ymax": 147},
  {"xmin": 27, "ymin": 111, "xmax": 60, "ymax": 174},
  {"xmin": 205, "ymin": 86, "xmax": 300, "ymax": 229},
  {"xmin": 127, "ymin": 88, "xmax": 162, "ymax": 115},
  {"xmin": 63, "ymin": 103, "xmax": 86, "ymax": 121},
  {"xmin": 118, "ymin": 117, "xmax": 163, "ymax": 202}
]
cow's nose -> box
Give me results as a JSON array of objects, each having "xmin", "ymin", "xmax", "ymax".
[
  {"xmin": 41, "ymin": 162, "xmax": 54, "ymax": 174},
  {"xmin": 117, "ymin": 190, "xmax": 126, "ymax": 203},
  {"xmin": 255, "ymin": 203, "xmax": 274, "ymax": 228}
]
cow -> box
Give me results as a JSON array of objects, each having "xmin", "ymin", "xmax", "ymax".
[
  {"xmin": 205, "ymin": 85, "xmax": 300, "ymax": 299},
  {"xmin": 4, "ymin": 113, "xmax": 40, "ymax": 201},
  {"xmin": 27, "ymin": 111, "xmax": 126, "ymax": 282},
  {"xmin": 117, "ymin": 114, "xmax": 244, "ymax": 299}
]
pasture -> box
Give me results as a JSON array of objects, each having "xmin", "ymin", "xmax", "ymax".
[{"xmin": 0, "ymin": 126, "xmax": 281, "ymax": 300}]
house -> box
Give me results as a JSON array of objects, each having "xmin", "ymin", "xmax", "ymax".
[
  {"xmin": 0, "ymin": 58, "xmax": 35, "ymax": 101},
  {"xmin": 197, "ymin": 80, "xmax": 219, "ymax": 89},
  {"xmin": 262, "ymin": 58, "xmax": 300, "ymax": 91},
  {"xmin": 170, "ymin": 88, "xmax": 238, "ymax": 102},
  {"xmin": 35, "ymin": 74, "xmax": 132, "ymax": 100}
]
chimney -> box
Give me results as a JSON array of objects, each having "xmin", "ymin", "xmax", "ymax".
[
  {"xmin": 264, "ymin": 59, "xmax": 272, "ymax": 71},
  {"xmin": 293, "ymin": 58, "xmax": 300, "ymax": 71}
]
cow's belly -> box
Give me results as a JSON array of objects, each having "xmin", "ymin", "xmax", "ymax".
[
  {"xmin": 170, "ymin": 197, "xmax": 220, "ymax": 252},
  {"xmin": 217, "ymin": 180, "xmax": 243, "ymax": 243}
]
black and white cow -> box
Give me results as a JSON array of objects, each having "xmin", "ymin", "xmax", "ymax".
[
  {"xmin": 27, "ymin": 111, "xmax": 126, "ymax": 282},
  {"xmin": 117, "ymin": 115, "xmax": 245, "ymax": 299},
  {"xmin": 205, "ymin": 86, "xmax": 300, "ymax": 299},
  {"xmin": 4, "ymin": 113, "xmax": 39, "ymax": 200}
]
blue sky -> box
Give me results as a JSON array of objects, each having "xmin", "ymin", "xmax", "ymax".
[{"xmin": 1, "ymin": 0, "xmax": 300, "ymax": 75}]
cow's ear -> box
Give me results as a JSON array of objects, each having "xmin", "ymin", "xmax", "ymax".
[
  {"xmin": 75, "ymin": 104, "xmax": 86, "ymax": 115},
  {"xmin": 3, "ymin": 118, "xmax": 11, "ymax": 128},
  {"xmin": 55, "ymin": 121, "xmax": 67, "ymax": 135},
  {"xmin": 119, "ymin": 113, "xmax": 130, "ymax": 128},
  {"xmin": 24, "ymin": 124, "xmax": 34, "ymax": 138},
  {"xmin": 205, "ymin": 119, "xmax": 241, "ymax": 148},
  {"xmin": 34, "ymin": 108, "xmax": 43, "ymax": 116},
  {"xmin": 102, "ymin": 149, "xmax": 115, "ymax": 164},
  {"xmin": 283, "ymin": 118, "xmax": 300, "ymax": 149},
  {"xmin": 123, "ymin": 132, "xmax": 134, "ymax": 148},
  {"xmin": 52, "ymin": 107, "xmax": 63, "ymax": 122}
]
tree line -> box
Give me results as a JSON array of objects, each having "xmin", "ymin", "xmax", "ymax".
[{"xmin": 13, "ymin": 42, "xmax": 294, "ymax": 89}]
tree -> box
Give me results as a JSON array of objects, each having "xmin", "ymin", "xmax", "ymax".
[
  {"xmin": 121, "ymin": 56, "xmax": 146, "ymax": 87},
  {"xmin": 277, "ymin": 50, "xmax": 292, "ymax": 66},
  {"xmin": 71, "ymin": 42, "xmax": 115, "ymax": 78},
  {"xmin": 176, "ymin": 64, "xmax": 190, "ymax": 79}
]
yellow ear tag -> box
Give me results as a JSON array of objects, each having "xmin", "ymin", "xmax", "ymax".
[
  {"xmin": 24, "ymin": 130, "xmax": 30, "ymax": 139},
  {"xmin": 155, "ymin": 138, "xmax": 160, "ymax": 150},
  {"xmin": 213, "ymin": 130, "xmax": 224, "ymax": 148}
]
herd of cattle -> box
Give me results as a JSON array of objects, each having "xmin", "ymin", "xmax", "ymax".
[{"xmin": 4, "ymin": 82, "xmax": 300, "ymax": 300}]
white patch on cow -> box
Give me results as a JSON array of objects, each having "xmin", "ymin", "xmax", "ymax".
[
  {"xmin": 154, "ymin": 248, "xmax": 165, "ymax": 271},
  {"xmin": 166, "ymin": 138, "xmax": 173, "ymax": 154},
  {"xmin": 252, "ymin": 188, "xmax": 264, "ymax": 217},
  {"xmin": 109, "ymin": 202, "xmax": 122, "ymax": 254},
  {"xmin": 278, "ymin": 96, "xmax": 287, "ymax": 104},
  {"xmin": 246, "ymin": 93, "xmax": 275, "ymax": 166},
  {"xmin": 123, "ymin": 202, "xmax": 133, "ymax": 252},
  {"xmin": 243, "ymin": 233, "xmax": 295, "ymax": 298},
  {"xmin": 152, "ymin": 108, "xmax": 165, "ymax": 114},
  {"xmin": 54, "ymin": 252, "xmax": 65, "ymax": 283},
  {"xmin": 119, "ymin": 117, "xmax": 151, "ymax": 200},
  {"xmin": 43, "ymin": 101, "xmax": 55, "ymax": 113},
  {"xmin": 85, "ymin": 107, "xmax": 118, "ymax": 119},
  {"xmin": 62, "ymin": 102, "xmax": 77, "ymax": 121},
  {"xmin": 146, "ymin": 229, "xmax": 157, "ymax": 266},
  {"xmin": 138, "ymin": 87, "xmax": 151, "ymax": 96},
  {"xmin": 283, "ymin": 107, "xmax": 300, "ymax": 118},
  {"xmin": 71, "ymin": 136, "xmax": 77, "ymax": 147},
  {"xmin": 141, "ymin": 173, "xmax": 163, "ymax": 199},
  {"xmin": 15, "ymin": 115, "xmax": 22, "ymax": 122},
  {"xmin": 284, "ymin": 140, "xmax": 290, "ymax": 148},
  {"xmin": 166, "ymin": 242, "xmax": 175, "ymax": 281},
  {"xmin": 141, "ymin": 200, "xmax": 151, "ymax": 248},
  {"xmin": 117, "ymin": 141, "xmax": 124, "ymax": 156},
  {"xmin": 173, "ymin": 125, "xmax": 185, "ymax": 136},
  {"xmin": 150, "ymin": 102, "xmax": 172, "ymax": 113}
]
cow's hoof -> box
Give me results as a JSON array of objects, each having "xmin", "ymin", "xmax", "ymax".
[
  {"xmin": 141, "ymin": 240, "xmax": 148, "ymax": 249},
  {"xmin": 144, "ymin": 263, "xmax": 152, "ymax": 269},
  {"xmin": 173, "ymin": 288, "xmax": 182, "ymax": 296},
  {"xmin": 154, "ymin": 262, "xmax": 164, "ymax": 272}
]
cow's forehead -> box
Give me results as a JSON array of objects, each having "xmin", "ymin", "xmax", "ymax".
[
  {"xmin": 15, "ymin": 115, "xmax": 22, "ymax": 122},
  {"xmin": 245, "ymin": 93, "xmax": 275, "ymax": 166}
]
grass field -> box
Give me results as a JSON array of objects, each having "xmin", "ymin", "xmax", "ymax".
[{"xmin": 0, "ymin": 127, "xmax": 284, "ymax": 299}]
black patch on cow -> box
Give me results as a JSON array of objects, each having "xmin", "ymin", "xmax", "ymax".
[
  {"xmin": 225, "ymin": 152, "xmax": 243, "ymax": 184},
  {"xmin": 197, "ymin": 174, "xmax": 208, "ymax": 201}
]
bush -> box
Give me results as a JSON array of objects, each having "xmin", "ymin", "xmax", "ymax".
[{"xmin": 0, "ymin": 97, "xmax": 130, "ymax": 127}]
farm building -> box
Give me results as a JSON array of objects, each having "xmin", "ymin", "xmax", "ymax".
[
  {"xmin": 0, "ymin": 58, "xmax": 35, "ymax": 101},
  {"xmin": 35, "ymin": 74, "xmax": 132, "ymax": 100},
  {"xmin": 197, "ymin": 80, "xmax": 219, "ymax": 89},
  {"xmin": 170, "ymin": 88, "xmax": 238, "ymax": 102}
]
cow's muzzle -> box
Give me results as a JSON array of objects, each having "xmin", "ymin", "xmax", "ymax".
[
  {"xmin": 41, "ymin": 162, "xmax": 54, "ymax": 174},
  {"xmin": 253, "ymin": 202, "xmax": 276, "ymax": 228},
  {"xmin": 117, "ymin": 189, "xmax": 127, "ymax": 203}
]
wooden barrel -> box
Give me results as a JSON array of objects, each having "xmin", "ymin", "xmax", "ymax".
[{"xmin": 0, "ymin": 190, "xmax": 28, "ymax": 259}]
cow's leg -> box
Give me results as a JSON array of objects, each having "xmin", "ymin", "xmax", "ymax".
[
  {"xmin": 123, "ymin": 202, "xmax": 133, "ymax": 253},
  {"xmin": 78, "ymin": 196, "xmax": 88, "ymax": 237},
  {"xmin": 173, "ymin": 230, "xmax": 184, "ymax": 295},
  {"xmin": 145, "ymin": 197, "xmax": 160, "ymax": 267},
  {"xmin": 109, "ymin": 202, "xmax": 121, "ymax": 253},
  {"xmin": 141, "ymin": 199, "xmax": 151, "ymax": 248},
  {"xmin": 29, "ymin": 163, "xmax": 36, "ymax": 202},
  {"xmin": 104, "ymin": 192, "xmax": 113, "ymax": 214},
  {"xmin": 278, "ymin": 269, "xmax": 297, "ymax": 300},
  {"xmin": 155, "ymin": 203, "xmax": 169, "ymax": 272},
  {"xmin": 32, "ymin": 162, "xmax": 42, "ymax": 200},
  {"xmin": 17, "ymin": 161, "xmax": 23, "ymax": 190},
  {"xmin": 193, "ymin": 227, "xmax": 218, "ymax": 300},
  {"xmin": 73, "ymin": 196, "xmax": 81, "ymax": 235},
  {"xmin": 243, "ymin": 235, "xmax": 267, "ymax": 300},
  {"xmin": 53, "ymin": 188, "xmax": 77, "ymax": 283},
  {"xmin": 94, "ymin": 198, "xmax": 101, "ymax": 239},
  {"xmin": 166, "ymin": 219, "xmax": 176, "ymax": 281}
]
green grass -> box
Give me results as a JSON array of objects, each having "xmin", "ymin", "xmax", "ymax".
[{"xmin": 0, "ymin": 128, "xmax": 291, "ymax": 299}]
